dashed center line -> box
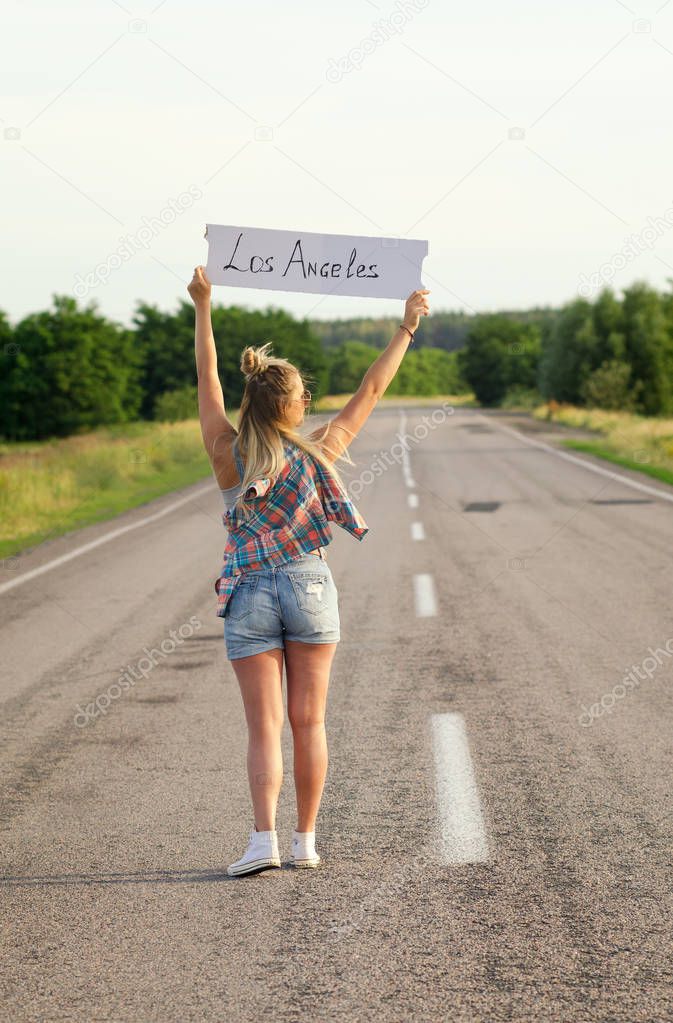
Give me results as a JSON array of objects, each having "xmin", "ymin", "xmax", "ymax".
[
  {"xmin": 431, "ymin": 713, "xmax": 490, "ymax": 864},
  {"xmin": 413, "ymin": 573, "xmax": 437, "ymax": 616},
  {"xmin": 400, "ymin": 416, "xmax": 488, "ymax": 863},
  {"xmin": 410, "ymin": 521, "xmax": 425, "ymax": 541}
]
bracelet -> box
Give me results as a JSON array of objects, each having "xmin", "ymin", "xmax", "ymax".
[{"xmin": 399, "ymin": 323, "xmax": 415, "ymax": 343}]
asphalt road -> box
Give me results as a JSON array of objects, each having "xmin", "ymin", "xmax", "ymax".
[{"xmin": 1, "ymin": 404, "xmax": 672, "ymax": 1023}]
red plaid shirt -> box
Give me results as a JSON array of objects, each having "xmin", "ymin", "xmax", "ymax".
[{"xmin": 215, "ymin": 440, "xmax": 369, "ymax": 618}]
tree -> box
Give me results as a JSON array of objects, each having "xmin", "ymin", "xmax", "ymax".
[
  {"xmin": 133, "ymin": 300, "xmax": 327, "ymax": 417},
  {"xmin": 538, "ymin": 299, "xmax": 596, "ymax": 404},
  {"xmin": 580, "ymin": 360, "xmax": 640, "ymax": 411},
  {"xmin": 327, "ymin": 340, "xmax": 379, "ymax": 394},
  {"xmin": 0, "ymin": 311, "xmax": 17, "ymax": 439},
  {"xmin": 1, "ymin": 296, "xmax": 142, "ymax": 441},
  {"xmin": 461, "ymin": 315, "xmax": 540, "ymax": 406},
  {"xmin": 621, "ymin": 282, "xmax": 673, "ymax": 415}
]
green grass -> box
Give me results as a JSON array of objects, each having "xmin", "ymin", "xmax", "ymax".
[
  {"xmin": 533, "ymin": 403, "xmax": 673, "ymax": 489},
  {"xmin": 561, "ymin": 440, "xmax": 673, "ymax": 488},
  {"xmin": 0, "ymin": 420, "xmax": 216, "ymax": 560}
]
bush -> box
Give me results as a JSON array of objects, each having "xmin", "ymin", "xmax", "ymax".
[
  {"xmin": 500, "ymin": 386, "xmax": 544, "ymax": 410},
  {"xmin": 580, "ymin": 360, "xmax": 641, "ymax": 412},
  {"xmin": 154, "ymin": 385, "xmax": 198, "ymax": 422}
]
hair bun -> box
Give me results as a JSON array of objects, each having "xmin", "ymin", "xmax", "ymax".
[{"xmin": 241, "ymin": 342, "xmax": 273, "ymax": 380}]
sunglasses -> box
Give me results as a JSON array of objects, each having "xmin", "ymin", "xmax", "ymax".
[{"xmin": 294, "ymin": 388, "xmax": 312, "ymax": 404}]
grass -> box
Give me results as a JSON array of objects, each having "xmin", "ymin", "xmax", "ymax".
[
  {"xmin": 561, "ymin": 441, "xmax": 673, "ymax": 487},
  {"xmin": 0, "ymin": 420, "xmax": 216, "ymax": 560},
  {"xmin": 533, "ymin": 403, "xmax": 673, "ymax": 487},
  {"xmin": 1, "ymin": 393, "xmax": 475, "ymax": 559}
]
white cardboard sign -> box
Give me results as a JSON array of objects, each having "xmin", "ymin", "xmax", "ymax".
[{"xmin": 204, "ymin": 223, "xmax": 428, "ymax": 300}]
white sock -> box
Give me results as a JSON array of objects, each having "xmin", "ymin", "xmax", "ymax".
[{"xmin": 293, "ymin": 830, "xmax": 316, "ymax": 853}]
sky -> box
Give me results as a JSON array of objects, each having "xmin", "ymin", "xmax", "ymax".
[{"xmin": 3, "ymin": 0, "xmax": 673, "ymax": 328}]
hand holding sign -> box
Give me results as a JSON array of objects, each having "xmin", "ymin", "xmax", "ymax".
[
  {"xmin": 204, "ymin": 224, "xmax": 428, "ymax": 300},
  {"xmin": 403, "ymin": 289, "xmax": 431, "ymax": 333},
  {"xmin": 187, "ymin": 265, "xmax": 212, "ymax": 306}
]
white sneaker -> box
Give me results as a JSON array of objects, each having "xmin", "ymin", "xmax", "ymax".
[
  {"xmin": 291, "ymin": 829, "xmax": 321, "ymax": 868},
  {"xmin": 227, "ymin": 827, "xmax": 281, "ymax": 877}
]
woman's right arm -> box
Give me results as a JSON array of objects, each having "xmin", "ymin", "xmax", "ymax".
[{"xmin": 310, "ymin": 289, "xmax": 431, "ymax": 459}]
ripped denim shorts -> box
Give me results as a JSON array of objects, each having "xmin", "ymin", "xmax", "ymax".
[{"xmin": 223, "ymin": 552, "xmax": 340, "ymax": 661}]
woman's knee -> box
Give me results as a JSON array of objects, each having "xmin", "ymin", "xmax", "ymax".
[
  {"xmin": 288, "ymin": 712, "xmax": 325, "ymax": 734},
  {"xmin": 247, "ymin": 711, "xmax": 284, "ymax": 739}
]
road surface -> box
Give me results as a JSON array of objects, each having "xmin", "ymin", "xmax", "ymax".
[{"xmin": 1, "ymin": 405, "xmax": 672, "ymax": 1022}]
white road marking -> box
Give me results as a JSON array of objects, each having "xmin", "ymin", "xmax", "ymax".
[
  {"xmin": 408, "ymin": 493, "xmax": 419, "ymax": 508},
  {"xmin": 411, "ymin": 521, "xmax": 425, "ymax": 541},
  {"xmin": 0, "ymin": 482, "xmax": 215, "ymax": 596},
  {"xmin": 431, "ymin": 713, "xmax": 490, "ymax": 864},
  {"xmin": 402, "ymin": 461, "xmax": 415, "ymax": 486},
  {"xmin": 398, "ymin": 412, "xmax": 416, "ymax": 487},
  {"xmin": 413, "ymin": 573, "xmax": 437, "ymax": 616},
  {"xmin": 486, "ymin": 415, "xmax": 673, "ymax": 505}
]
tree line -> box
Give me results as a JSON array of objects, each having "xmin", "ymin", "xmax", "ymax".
[
  {"xmin": 456, "ymin": 281, "xmax": 673, "ymax": 414},
  {"xmin": 0, "ymin": 295, "xmax": 463, "ymax": 441},
  {"xmin": 2, "ymin": 280, "xmax": 672, "ymax": 441}
]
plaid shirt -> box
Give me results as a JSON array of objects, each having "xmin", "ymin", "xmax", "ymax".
[{"xmin": 214, "ymin": 441, "xmax": 369, "ymax": 618}]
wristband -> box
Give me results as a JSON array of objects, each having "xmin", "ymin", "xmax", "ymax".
[{"xmin": 399, "ymin": 324, "xmax": 415, "ymax": 344}]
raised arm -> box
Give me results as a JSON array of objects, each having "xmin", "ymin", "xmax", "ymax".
[
  {"xmin": 309, "ymin": 288, "xmax": 431, "ymax": 461},
  {"xmin": 187, "ymin": 265, "xmax": 236, "ymax": 463}
]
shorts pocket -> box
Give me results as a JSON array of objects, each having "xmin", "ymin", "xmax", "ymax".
[
  {"xmin": 226, "ymin": 575, "xmax": 259, "ymax": 621},
  {"xmin": 288, "ymin": 571, "xmax": 335, "ymax": 617}
]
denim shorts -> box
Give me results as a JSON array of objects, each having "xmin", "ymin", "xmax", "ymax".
[{"xmin": 223, "ymin": 552, "xmax": 340, "ymax": 660}]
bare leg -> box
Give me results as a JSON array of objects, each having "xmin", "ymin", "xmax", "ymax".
[
  {"xmin": 284, "ymin": 640, "xmax": 337, "ymax": 832},
  {"xmin": 230, "ymin": 648, "xmax": 285, "ymax": 831}
]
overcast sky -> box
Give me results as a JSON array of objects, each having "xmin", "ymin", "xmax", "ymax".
[{"xmin": 4, "ymin": 0, "xmax": 673, "ymax": 328}]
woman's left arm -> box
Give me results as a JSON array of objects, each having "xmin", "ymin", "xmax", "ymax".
[{"xmin": 188, "ymin": 265, "xmax": 236, "ymax": 459}]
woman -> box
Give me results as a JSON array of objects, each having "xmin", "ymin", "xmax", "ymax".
[{"xmin": 187, "ymin": 265, "xmax": 430, "ymax": 877}]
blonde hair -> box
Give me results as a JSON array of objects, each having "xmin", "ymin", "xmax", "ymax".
[{"xmin": 226, "ymin": 340, "xmax": 356, "ymax": 519}]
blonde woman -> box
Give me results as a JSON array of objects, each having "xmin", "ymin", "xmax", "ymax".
[{"xmin": 188, "ymin": 265, "xmax": 430, "ymax": 876}]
